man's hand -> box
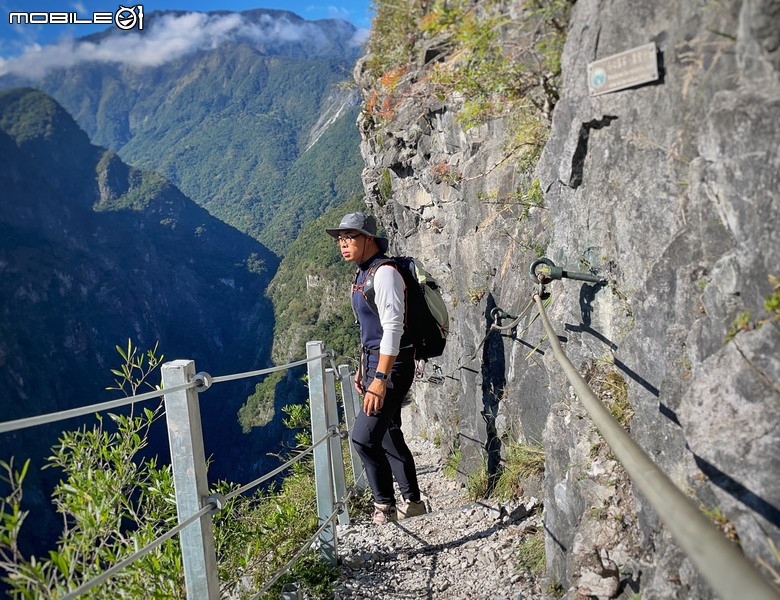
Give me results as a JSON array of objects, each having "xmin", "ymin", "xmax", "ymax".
[
  {"xmin": 354, "ymin": 373, "xmax": 365, "ymax": 394},
  {"xmin": 363, "ymin": 379, "xmax": 387, "ymax": 416}
]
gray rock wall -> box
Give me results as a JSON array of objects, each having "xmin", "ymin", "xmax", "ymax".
[
  {"xmin": 355, "ymin": 0, "xmax": 779, "ymax": 597},
  {"xmin": 538, "ymin": 0, "xmax": 779, "ymax": 596}
]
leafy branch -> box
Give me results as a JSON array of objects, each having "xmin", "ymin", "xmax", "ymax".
[{"xmin": 107, "ymin": 339, "xmax": 163, "ymax": 398}]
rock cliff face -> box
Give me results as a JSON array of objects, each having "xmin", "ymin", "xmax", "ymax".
[{"xmin": 354, "ymin": 0, "xmax": 779, "ymax": 597}]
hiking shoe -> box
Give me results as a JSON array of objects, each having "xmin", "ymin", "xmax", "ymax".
[
  {"xmin": 372, "ymin": 503, "xmax": 397, "ymax": 525},
  {"xmin": 398, "ymin": 500, "xmax": 427, "ymax": 520}
]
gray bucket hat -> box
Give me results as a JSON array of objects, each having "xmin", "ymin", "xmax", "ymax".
[{"xmin": 326, "ymin": 212, "xmax": 388, "ymax": 252}]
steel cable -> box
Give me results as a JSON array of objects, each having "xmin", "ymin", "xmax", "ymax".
[
  {"xmin": 0, "ymin": 381, "xmax": 194, "ymax": 435},
  {"xmin": 0, "ymin": 353, "xmax": 331, "ymax": 436},
  {"xmin": 490, "ymin": 297, "xmax": 536, "ymax": 332},
  {"xmin": 0, "ymin": 348, "xmax": 341, "ymax": 598},
  {"xmin": 248, "ymin": 487, "xmax": 355, "ymax": 600},
  {"xmin": 53, "ymin": 427, "xmax": 343, "ymax": 596},
  {"xmin": 55, "ymin": 427, "xmax": 345, "ymax": 598},
  {"xmin": 532, "ymin": 292, "xmax": 780, "ymax": 600},
  {"xmin": 223, "ymin": 428, "xmax": 339, "ymax": 501},
  {"xmin": 428, "ymin": 296, "xmax": 539, "ymax": 384},
  {"xmin": 210, "ymin": 353, "xmax": 329, "ymax": 385}
]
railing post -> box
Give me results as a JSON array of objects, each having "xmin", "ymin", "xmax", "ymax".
[
  {"xmin": 306, "ymin": 342, "xmax": 337, "ymax": 566},
  {"xmin": 338, "ymin": 364, "xmax": 366, "ymax": 493},
  {"xmin": 162, "ymin": 360, "xmax": 220, "ymax": 600},
  {"xmin": 325, "ymin": 368, "xmax": 349, "ymax": 526}
]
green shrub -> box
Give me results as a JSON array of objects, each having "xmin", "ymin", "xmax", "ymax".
[
  {"xmin": 365, "ymin": 0, "xmax": 573, "ymax": 173},
  {"xmin": 0, "ymin": 343, "xmax": 348, "ymax": 599},
  {"xmin": 378, "ymin": 168, "xmax": 393, "ymax": 204},
  {"xmin": 365, "ymin": 0, "xmax": 427, "ymax": 77},
  {"xmin": 0, "ymin": 406, "xmax": 185, "ymax": 599},
  {"xmin": 444, "ymin": 448, "xmax": 462, "ymax": 479},
  {"xmin": 466, "ymin": 460, "xmax": 491, "ymax": 500}
]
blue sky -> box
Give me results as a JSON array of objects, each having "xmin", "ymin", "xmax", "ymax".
[{"xmin": 0, "ymin": 1, "xmax": 373, "ymax": 66}]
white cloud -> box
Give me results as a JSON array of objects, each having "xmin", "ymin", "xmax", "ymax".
[
  {"xmin": 349, "ymin": 28, "xmax": 369, "ymax": 47},
  {"xmin": 0, "ymin": 11, "xmax": 338, "ymax": 79}
]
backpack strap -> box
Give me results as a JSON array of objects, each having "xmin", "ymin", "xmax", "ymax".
[
  {"xmin": 352, "ymin": 257, "xmax": 397, "ymax": 315},
  {"xmin": 350, "ymin": 267, "xmax": 360, "ymax": 324}
]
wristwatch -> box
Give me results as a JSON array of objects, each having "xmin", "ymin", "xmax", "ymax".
[{"xmin": 374, "ymin": 371, "xmax": 388, "ymax": 381}]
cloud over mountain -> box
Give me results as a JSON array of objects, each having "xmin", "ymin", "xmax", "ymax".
[{"xmin": 0, "ymin": 10, "xmax": 368, "ymax": 79}]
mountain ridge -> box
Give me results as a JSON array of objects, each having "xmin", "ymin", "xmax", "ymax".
[{"xmin": 0, "ymin": 9, "xmax": 366, "ymax": 254}]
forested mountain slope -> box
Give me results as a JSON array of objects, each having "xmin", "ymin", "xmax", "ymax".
[
  {"xmin": 0, "ymin": 87, "xmax": 278, "ymax": 546},
  {"xmin": 0, "ymin": 9, "xmax": 365, "ymax": 253}
]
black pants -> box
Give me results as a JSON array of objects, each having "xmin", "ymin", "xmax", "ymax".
[{"xmin": 351, "ymin": 353, "xmax": 421, "ymax": 506}]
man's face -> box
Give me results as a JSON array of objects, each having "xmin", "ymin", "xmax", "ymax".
[{"xmin": 337, "ymin": 230, "xmax": 367, "ymax": 263}]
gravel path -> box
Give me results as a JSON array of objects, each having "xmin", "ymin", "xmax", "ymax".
[{"xmin": 332, "ymin": 439, "xmax": 545, "ymax": 599}]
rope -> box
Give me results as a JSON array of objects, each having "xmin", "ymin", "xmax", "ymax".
[
  {"xmin": 0, "ymin": 381, "xmax": 195, "ymax": 435},
  {"xmin": 532, "ymin": 292, "xmax": 780, "ymax": 600},
  {"xmin": 210, "ymin": 353, "xmax": 329, "ymax": 385},
  {"xmin": 343, "ymin": 417, "xmax": 357, "ymax": 437},
  {"xmin": 490, "ymin": 297, "xmax": 536, "ymax": 332},
  {"xmin": 248, "ymin": 488, "xmax": 355, "ymax": 600},
  {"xmin": 59, "ymin": 499, "xmax": 217, "ymax": 600},
  {"xmin": 223, "ymin": 428, "xmax": 339, "ymax": 501}
]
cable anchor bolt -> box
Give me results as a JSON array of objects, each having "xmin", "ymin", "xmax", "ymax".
[
  {"xmin": 529, "ymin": 257, "xmax": 606, "ymax": 285},
  {"xmin": 326, "ymin": 348, "xmax": 340, "ymax": 379},
  {"xmin": 192, "ymin": 372, "xmax": 213, "ymax": 391},
  {"xmin": 490, "ymin": 307, "xmax": 514, "ymax": 323},
  {"xmin": 206, "ymin": 492, "xmax": 226, "ymax": 514}
]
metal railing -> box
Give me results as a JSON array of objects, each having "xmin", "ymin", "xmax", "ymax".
[
  {"xmin": 0, "ymin": 340, "xmax": 366, "ymax": 599},
  {"xmin": 528, "ymin": 259, "xmax": 780, "ymax": 600}
]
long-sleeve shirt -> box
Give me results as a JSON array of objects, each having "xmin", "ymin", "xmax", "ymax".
[{"xmin": 373, "ymin": 264, "xmax": 405, "ymax": 356}]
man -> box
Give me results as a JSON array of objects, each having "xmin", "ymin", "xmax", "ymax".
[{"xmin": 326, "ymin": 212, "xmax": 427, "ymax": 524}]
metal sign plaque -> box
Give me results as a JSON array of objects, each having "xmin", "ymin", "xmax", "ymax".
[{"xmin": 587, "ymin": 42, "xmax": 659, "ymax": 96}]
